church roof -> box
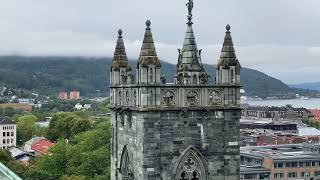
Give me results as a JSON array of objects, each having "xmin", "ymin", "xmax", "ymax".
[
  {"xmin": 218, "ymin": 25, "xmax": 241, "ymax": 70},
  {"xmin": 137, "ymin": 20, "xmax": 161, "ymax": 68},
  {"xmin": 111, "ymin": 29, "xmax": 131, "ymax": 71}
]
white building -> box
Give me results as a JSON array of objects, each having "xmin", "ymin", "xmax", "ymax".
[
  {"xmin": 75, "ymin": 103, "xmax": 83, "ymax": 110},
  {"xmin": 0, "ymin": 117, "xmax": 16, "ymax": 149},
  {"xmin": 24, "ymin": 136, "xmax": 45, "ymax": 153}
]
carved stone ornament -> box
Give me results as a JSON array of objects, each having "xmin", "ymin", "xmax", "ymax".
[
  {"xmin": 177, "ymin": 74, "xmax": 183, "ymax": 85},
  {"xmin": 121, "ymin": 74, "xmax": 127, "ymax": 84},
  {"xmin": 186, "ymin": 90, "xmax": 199, "ymax": 106},
  {"xmin": 162, "ymin": 90, "xmax": 176, "ymax": 106},
  {"xmin": 208, "ymin": 90, "xmax": 222, "ymax": 105},
  {"xmin": 183, "ymin": 158, "xmax": 196, "ymax": 172},
  {"xmin": 199, "ymin": 73, "xmax": 208, "ymax": 84}
]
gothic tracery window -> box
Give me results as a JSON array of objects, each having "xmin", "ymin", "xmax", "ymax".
[
  {"xmin": 175, "ymin": 146, "xmax": 207, "ymax": 180},
  {"xmin": 120, "ymin": 146, "xmax": 134, "ymax": 180}
]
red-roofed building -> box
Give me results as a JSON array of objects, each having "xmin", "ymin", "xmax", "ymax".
[
  {"xmin": 31, "ymin": 139, "xmax": 55, "ymax": 156},
  {"xmin": 309, "ymin": 109, "xmax": 320, "ymax": 121}
]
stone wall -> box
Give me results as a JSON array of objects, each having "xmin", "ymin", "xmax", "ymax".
[{"xmin": 111, "ymin": 108, "xmax": 240, "ymax": 180}]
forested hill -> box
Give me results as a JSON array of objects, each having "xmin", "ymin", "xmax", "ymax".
[{"xmin": 0, "ymin": 56, "xmax": 317, "ymax": 98}]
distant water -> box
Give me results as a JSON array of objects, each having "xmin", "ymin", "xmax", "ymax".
[{"xmin": 242, "ymin": 98, "xmax": 320, "ymax": 109}]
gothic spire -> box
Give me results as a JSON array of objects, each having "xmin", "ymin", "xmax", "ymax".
[
  {"xmin": 137, "ymin": 20, "xmax": 161, "ymax": 67},
  {"xmin": 179, "ymin": 21, "xmax": 200, "ymax": 66},
  {"xmin": 111, "ymin": 29, "xmax": 131, "ymax": 71},
  {"xmin": 177, "ymin": 0, "xmax": 204, "ymax": 71},
  {"xmin": 218, "ymin": 24, "xmax": 240, "ymax": 69},
  {"xmin": 175, "ymin": 0, "xmax": 208, "ymax": 85}
]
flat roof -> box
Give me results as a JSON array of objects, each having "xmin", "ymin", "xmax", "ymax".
[
  {"xmin": 240, "ymin": 119, "xmax": 297, "ymax": 126},
  {"xmin": 241, "ymin": 144, "xmax": 320, "ymax": 161},
  {"xmin": 240, "ymin": 165, "xmax": 270, "ymax": 174}
]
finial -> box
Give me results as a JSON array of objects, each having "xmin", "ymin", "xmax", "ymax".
[
  {"xmin": 146, "ymin": 20, "xmax": 151, "ymax": 29},
  {"xmin": 226, "ymin": 24, "xmax": 231, "ymax": 32},
  {"xmin": 118, "ymin": 29, "xmax": 123, "ymax": 36}
]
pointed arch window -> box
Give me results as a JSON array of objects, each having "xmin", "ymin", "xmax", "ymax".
[
  {"xmin": 230, "ymin": 69, "xmax": 235, "ymax": 83},
  {"xmin": 149, "ymin": 68, "xmax": 153, "ymax": 83},
  {"xmin": 174, "ymin": 146, "xmax": 207, "ymax": 180},
  {"xmin": 120, "ymin": 146, "xmax": 134, "ymax": 180},
  {"xmin": 192, "ymin": 75, "xmax": 197, "ymax": 84}
]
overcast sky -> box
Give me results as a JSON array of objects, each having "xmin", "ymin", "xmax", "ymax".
[{"xmin": 0, "ymin": 0, "xmax": 319, "ymax": 84}]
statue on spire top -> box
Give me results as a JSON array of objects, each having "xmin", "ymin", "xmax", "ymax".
[{"xmin": 186, "ymin": 0, "xmax": 193, "ymax": 20}]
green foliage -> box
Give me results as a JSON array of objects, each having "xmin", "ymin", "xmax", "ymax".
[
  {"xmin": 0, "ymin": 149, "xmax": 27, "ymax": 178},
  {"xmin": 302, "ymin": 118, "xmax": 320, "ymax": 129},
  {"xmin": 23, "ymin": 169, "xmax": 55, "ymax": 180},
  {"xmin": 40, "ymin": 100, "xmax": 79, "ymax": 113},
  {"xmin": 35, "ymin": 140, "xmax": 68, "ymax": 179},
  {"xmin": 47, "ymin": 112, "xmax": 92, "ymax": 141},
  {"xmin": 0, "ymin": 56, "xmax": 108, "ymax": 97},
  {"xmin": 16, "ymin": 115, "xmax": 38, "ymax": 145},
  {"xmin": 61, "ymin": 175, "xmax": 86, "ymax": 180},
  {"xmin": 95, "ymin": 100, "xmax": 110, "ymax": 112},
  {"xmin": 35, "ymin": 119, "xmax": 111, "ymax": 179},
  {"xmin": 1, "ymin": 107, "xmax": 25, "ymax": 117},
  {"xmin": 0, "ymin": 149, "xmax": 14, "ymax": 164}
]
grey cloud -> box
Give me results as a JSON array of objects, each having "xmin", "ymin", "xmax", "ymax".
[{"xmin": 0, "ymin": 0, "xmax": 319, "ymax": 84}]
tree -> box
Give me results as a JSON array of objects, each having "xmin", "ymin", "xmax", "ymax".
[
  {"xmin": 70, "ymin": 118, "xmax": 92, "ymax": 137},
  {"xmin": 35, "ymin": 140, "xmax": 68, "ymax": 179},
  {"xmin": 67, "ymin": 119, "xmax": 111, "ymax": 178},
  {"xmin": 47, "ymin": 112, "xmax": 78, "ymax": 141},
  {"xmin": 47, "ymin": 112, "xmax": 92, "ymax": 141},
  {"xmin": 34, "ymin": 119, "xmax": 111, "ymax": 179},
  {"xmin": 0, "ymin": 149, "xmax": 14, "ymax": 164},
  {"xmin": 16, "ymin": 115, "xmax": 38, "ymax": 145}
]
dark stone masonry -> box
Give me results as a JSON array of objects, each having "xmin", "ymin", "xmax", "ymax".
[{"xmin": 110, "ymin": 1, "xmax": 241, "ymax": 179}]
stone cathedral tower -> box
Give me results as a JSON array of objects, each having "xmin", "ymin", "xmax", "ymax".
[{"xmin": 110, "ymin": 2, "xmax": 241, "ymax": 180}]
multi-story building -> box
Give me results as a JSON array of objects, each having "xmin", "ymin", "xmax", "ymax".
[
  {"xmin": 59, "ymin": 91, "xmax": 68, "ymax": 100},
  {"xmin": 242, "ymin": 106, "xmax": 311, "ymax": 120},
  {"xmin": 110, "ymin": 1, "xmax": 241, "ymax": 180},
  {"xmin": 0, "ymin": 117, "xmax": 16, "ymax": 149},
  {"xmin": 70, "ymin": 90, "xmax": 80, "ymax": 100},
  {"xmin": 241, "ymin": 144, "xmax": 320, "ymax": 180}
]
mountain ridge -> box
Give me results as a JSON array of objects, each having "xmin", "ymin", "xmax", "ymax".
[
  {"xmin": 0, "ymin": 56, "xmax": 318, "ymax": 98},
  {"xmin": 290, "ymin": 82, "xmax": 320, "ymax": 91}
]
